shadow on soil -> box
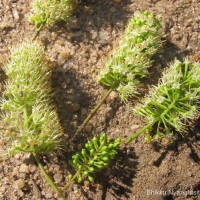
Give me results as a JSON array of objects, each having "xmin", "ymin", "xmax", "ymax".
[
  {"xmin": 51, "ymin": 67, "xmax": 94, "ymax": 146},
  {"xmin": 100, "ymin": 147, "xmax": 138, "ymax": 200},
  {"xmin": 152, "ymin": 118, "xmax": 200, "ymax": 167}
]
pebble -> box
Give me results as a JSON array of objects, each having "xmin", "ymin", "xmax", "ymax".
[
  {"xmin": 29, "ymin": 164, "xmax": 37, "ymax": 173},
  {"xmin": 45, "ymin": 192, "xmax": 53, "ymax": 199},
  {"xmin": 130, "ymin": 125, "xmax": 140, "ymax": 130},
  {"xmin": 13, "ymin": 179, "xmax": 25, "ymax": 190},
  {"xmin": 84, "ymin": 181, "xmax": 90, "ymax": 190},
  {"xmin": 17, "ymin": 189, "xmax": 24, "ymax": 197},
  {"xmin": 12, "ymin": 9, "xmax": 19, "ymax": 20},
  {"xmin": 19, "ymin": 164, "xmax": 29, "ymax": 174},
  {"xmin": 57, "ymin": 54, "xmax": 66, "ymax": 66},
  {"xmin": 0, "ymin": 186, "xmax": 6, "ymax": 192},
  {"xmin": 104, "ymin": 106, "xmax": 112, "ymax": 113},
  {"xmin": 98, "ymin": 30, "xmax": 110, "ymax": 45},
  {"xmin": 53, "ymin": 173, "xmax": 63, "ymax": 183},
  {"xmin": 68, "ymin": 17, "xmax": 80, "ymax": 30},
  {"xmin": 70, "ymin": 103, "xmax": 81, "ymax": 112},
  {"xmin": 91, "ymin": 31, "xmax": 98, "ymax": 40},
  {"xmin": 109, "ymin": 91, "xmax": 118, "ymax": 101},
  {"xmin": 61, "ymin": 82, "xmax": 68, "ymax": 89}
]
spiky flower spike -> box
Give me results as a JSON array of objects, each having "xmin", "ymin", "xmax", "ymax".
[
  {"xmin": 1, "ymin": 41, "xmax": 63, "ymax": 155},
  {"xmin": 30, "ymin": 0, "xmax": 78, "ymax": 30},
  {"xmin": 63, "ymin": 133, "xmax": 120, "ymax": 190},
  {"xmin": 126, "ymin": 59, "xmax": 200, "ymax": 144},
  {"xmin": 98, "ymin": 11, "xmax": 162, "ymax": 101}
]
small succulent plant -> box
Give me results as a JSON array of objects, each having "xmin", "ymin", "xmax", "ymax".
[
  {"xmin": 29, "ymin": 0, "xmax": 78, "ymax": 30},
  {"xmin": 63, "ymin": 133, "xmax": 120, "ymax": 190},
  {"xmin": 98, "ymin": 11, "xmax": 162, "ymax": 101},
  {"xmin": 1, "ymin": 41, "xmax": 63, "ymax": 156},
  {"xmin": 126, "ymin": 59, "xmax": 200, "ymax": 144}
]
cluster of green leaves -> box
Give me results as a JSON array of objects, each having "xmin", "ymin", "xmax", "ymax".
[
  {"xmin": 132, "ymin": 59, "xmax": 200, "ymax": 142},
  {"xmin": 98, "ymin": 11, "xmax": 162, "ymax": 101},
  {"xmin": 29, "ymin": 0, "xmax": 78, "ymax": 30},
  {"xmin": 1, "ymin": 41, "xmax": 63, "ymax": 155},
  {"xmin": 69, "ymin": 133, "xmax": 120, "ymax": 183}
]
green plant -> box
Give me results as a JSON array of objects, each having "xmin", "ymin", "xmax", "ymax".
[
  {"xmin": 126, "ymin": 59, "xmax": 200, "ymax": 144},
  {"xmin": 29, "ymin": 0, "xmax": 78, "ymax": 39},
  {"xmin": 1, "ymin": 41, "xmax": 63, "ymax": 155},
  {"xmin": 63, "ymin": 133, "xmax": 120, "ymax": 190},
  {"xmin": 0, "ymin": 41, "xmax": 65, "ymax": 199},
  {"xmin": 99, "ymin": 11, "xmax": 162, "ymax": 102},
  {"xmin": 77, "ymin": 11, "xmax": 163, "ymax": 133}
]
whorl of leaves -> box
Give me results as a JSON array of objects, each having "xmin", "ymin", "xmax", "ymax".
[
  {"xmin": 134, "ymin": 59, "xmax": 200, "ymax": 141},
  {"xmin": 98, "ymin": 11, "xmax": 162, "ymax": 101},
  {"xmin": 29, "ymin": 0, "xmax": 78, "ymax": 29},
  {"xmin": 69, "ymin": 133, "xmax": 120, "ymax": 183},
  {"xmin": 1, "ymin": 41, "xmax": 63, "ymax": 155}
]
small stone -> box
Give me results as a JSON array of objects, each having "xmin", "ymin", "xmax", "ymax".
[
  {"xmin": 12, "ymin": 9, "xmax": 19, "ymax": 20},
  {"xmin": 109, "ymin": 91, "xmax": 118, "ymax": 101},
  {"xmin": 19, "ymin": 164, "xmax": 29, "ymax": 174},
  {"xmin": 68, "ymin": 17, "xmax": 80, "ymax": 30},
  {"xmin": 188, "ymin": 171, "xmax": 192, "ymax": 177},
  {"xmin": 45, "ymin": 193, "xmax": 53, "ymax": 199},
  {"xmin": 29, "ymin": 164, "xmax": 37, "ymax": 173},
  {"xmin": 91, "ymin": 31, "xmax": 98, "ymax": 40},
  {"xmin": 61, "ymin": 82, "xmax": 68, "ymax": 89},
  {"xmin": 0, "ymin": 186, "xmax": 6, "ymax": 192},
  {"xmin": 104, "ymin": 106, "xmax": 112, "ymax": 113},
  {"xmin": 57, "ymin": 54, "xmax": 66, "ymax": 66},
  {"xmin": 148, "ymin": 160, "xmax": 155, "ymax": 166},
  {"xmin": 13, "ymin": 179, "xmax": 25, "ymax": 190},
  {"xmin": 130, "ymin": 125, "xmax": 140, "ymax": 130},
  {"xmin": 53, "ymin": 173, "xmax": 63, "ymax": 183},
  {"xmin": 17, "ymin": 189, "xmax": 24, "ymax": 197},
  {"xmin": 99, "ymin": 30, "xmax": 110, "ymax": 45},
  {"xmin": 73, "ymin": 185, "xmax": 79, "ymax": 193},
  {"xmin": 70, "ymin": 103, "xmax": 81, "ymax": 112},
  {"xmin": 84, "ymin": 181, "xmax": 90, "ymax": 190}
]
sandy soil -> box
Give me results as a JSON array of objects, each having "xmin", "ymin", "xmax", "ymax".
[{"xmin": 0, "ymin": 0, "xmax": 199, "ymax": 199}]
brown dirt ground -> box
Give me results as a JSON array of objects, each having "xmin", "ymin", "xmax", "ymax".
[{"xmin": 0, "ymin": 0, "xmax": 200, "ymax": 199}]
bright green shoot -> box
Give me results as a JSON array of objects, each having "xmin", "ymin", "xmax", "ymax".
[
  {"xmin": 99, "ymin": 11, "xmax": 162, "ymax": 102},
  {"xmin": 30, "ymin": 0, "xmax": 78, "ymax": 34},
  {"xmin": 126, "ymin": 59, "xmax": 200, "ymax": 144},
  {"xmin": 63, "ymin": 133, "xmax": 120, "ymax": 190}
]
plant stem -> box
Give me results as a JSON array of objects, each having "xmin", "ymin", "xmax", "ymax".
[
  {"xmin": 33, "ymin": 153, "xmax": 65, "ymax": 200},
  {"xmin": 125, "ymin": 122, "xmax": 155, "ymax": 145},
  {"xmin": 23, "ymin": 107, "xmax": 29, "ymax": 129},
  {"xmin": 62, "ymin": 170, "xmax": 80, "ymax": 191},
  {"xmin": 32, "ymin": 24, "xmax": 44, "ymax": 41},
  {"xmin": 76, "ymin": 88, "xmax": 113, "ymax": 133}
]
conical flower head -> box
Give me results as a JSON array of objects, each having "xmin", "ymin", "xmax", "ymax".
[
  {"xmin": 30, "ymin": 0, "xmax": 78, "ymax": 29},
  {"xmin": 99, "ymin": 11, "xmax": 162, "ymax": 101},
  {"xmin": 1, "ymin": 41, "xmax": 63, "ymax": 155}
]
